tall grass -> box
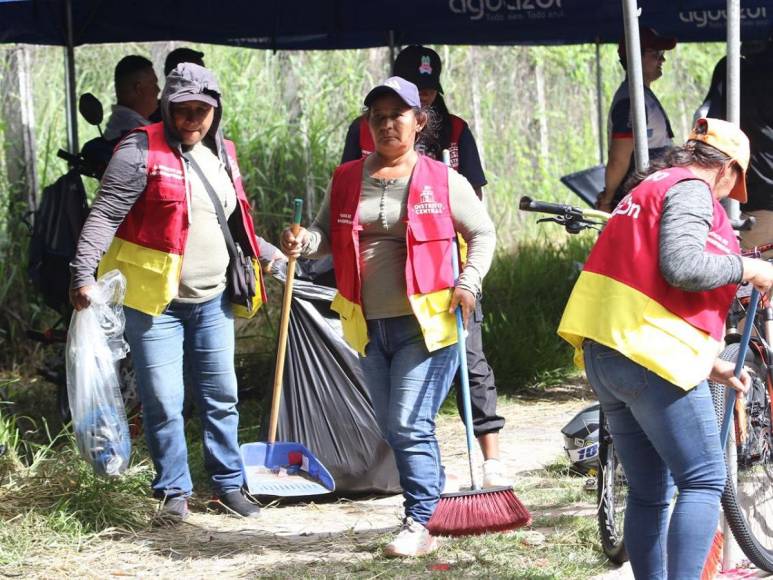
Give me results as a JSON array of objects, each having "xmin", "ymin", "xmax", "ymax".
[
  {"xmin": 484, "ymin": 229, "xmax": 595, "ymax": 392},
  {"xmin": 0, "ymin": 404, "xmax": 155, "ymax": 566}
]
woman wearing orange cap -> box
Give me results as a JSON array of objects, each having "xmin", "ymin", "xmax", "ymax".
[{"xmin": 559, "ymin": 118, "xmax": 773, "ymax": 579}]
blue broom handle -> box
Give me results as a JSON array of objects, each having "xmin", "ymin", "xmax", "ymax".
[
  {"xmin": 442, "ymin": 147, "xmax": 479, "ymax": 489},
  {"xmin": 720, "ymin": 288, "xmax": 761, "ymax": 448},
  {"xmin": 452, "ymin": 237, "xmax": 479, "ymax": 490}
]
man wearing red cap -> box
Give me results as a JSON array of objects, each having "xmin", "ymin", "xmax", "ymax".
[{"xmin": 598, "ymin": 26, "xmax": 677, "ymax": 213}]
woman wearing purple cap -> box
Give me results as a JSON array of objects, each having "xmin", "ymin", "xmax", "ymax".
[
  {"xmin": 282, "ymin": 76, "xmax": 496, "ymax": 557},
  {"xmin": 341, "ymin": 44, "xmax": 509, "ymax": 491}
]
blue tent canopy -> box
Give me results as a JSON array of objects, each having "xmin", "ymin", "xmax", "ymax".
[{"xmin": 1, "ymin": 0, "xmax": 771, "ymax": 49}]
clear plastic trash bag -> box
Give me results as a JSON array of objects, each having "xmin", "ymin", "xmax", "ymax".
[{"xmin": 65, "ymin": 270, "xmax": 131, "ymax": 476}]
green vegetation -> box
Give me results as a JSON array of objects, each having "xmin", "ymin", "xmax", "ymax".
[
  {"xmin": 485, "ymin": 231, "xmax": 595, "ymax": 391},
  {"xmin": 0, "ymin": 401, "xmax": 156, "ymax": 566}
]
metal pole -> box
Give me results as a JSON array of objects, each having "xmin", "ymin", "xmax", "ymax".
[
  {"xmin": 595, "ymin": 40, "xmax": 605, "ymax": 165},
  {"xmin": 722, "ymin": 4, "xmax": 743, "ymax": 569},
  {"xmin": 64, "ymin": 0, "xmax": 78, "ymax": 154},
  {"xmin": 723, "ymin": 0, "xmax": 741, "ymax": 220},
  {"xmin": 621, "ymin": 0, "xmax": 649, "ymax": 172}
]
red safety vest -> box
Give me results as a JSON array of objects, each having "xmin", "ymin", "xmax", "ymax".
[
  {"xmin": 98, "ymin": 122, "xmax": 266, "ymax": 318},
  {"xmin": 358, "ymin": 114, "xmax": 466, "ymax": 170},
  {"xmin": 328, "ymin": 154, "xmax": 458, "ymax": 355},
  {"xmin": 558, "ymin": 166, "xmax": 740, "ymax": 389}
]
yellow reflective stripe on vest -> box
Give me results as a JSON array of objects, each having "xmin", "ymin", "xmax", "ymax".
[
  {"xmin": 409, "ymin": 288, "xmax": 457, "ymax": 352},
  {"xmin": 100, "ymin": 239, "xmax": 264, "ymax": 319},
  {"xmin": 99, "ymin": 238, "xmax": 182, "ymax": 316},
  {"xmin": 558, "ymin": 271, "xmax": 722, "ymax": 390},
  {"xmin": 332, "ymin": 288, "xmax": 457, "ymax": 356},
  {"xmin": 331, "ymin": 292, "xmax": 369, "ymax": 356}
]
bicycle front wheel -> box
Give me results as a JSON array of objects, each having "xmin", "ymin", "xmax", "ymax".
[
  {"xmin": 711, "ymin": 342, "xmax": 773, "ymax": 572},
  {"xmin": 597, "ymin": 408, "xmax": 629, "ymax": 564}
]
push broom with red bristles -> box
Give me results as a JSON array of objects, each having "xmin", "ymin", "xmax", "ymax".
[{"xmin": 427, "ymin": 211, "xmax": 531, "ymax": 536}]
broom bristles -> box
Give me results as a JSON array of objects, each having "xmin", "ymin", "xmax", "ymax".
[
  {"xmin": 700, "ymin": 530, "xmax": 724, "ymax": 580},
  {"xmin": 427, "ymin": 487, "xmax": 531, "ymax": 537}
]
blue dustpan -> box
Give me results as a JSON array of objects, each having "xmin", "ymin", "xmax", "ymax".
[
  {"xmin": 240, "ymin": 199, "xmax": 335, "ymax": 497},
  {"xmin": 241, "ymin": 441, "xmax": 335, "ymax": 497}
]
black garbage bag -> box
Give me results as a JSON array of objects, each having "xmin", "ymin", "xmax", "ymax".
[{"xmin": 271, "ymin": 257, "xmax": 400, "ymax": 495}]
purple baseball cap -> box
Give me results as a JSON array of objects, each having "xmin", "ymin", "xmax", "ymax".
[{"xmin": 363, "ymin": 76, "xmax": 421, "ymax": 108}]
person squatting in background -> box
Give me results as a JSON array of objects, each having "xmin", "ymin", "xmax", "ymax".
[
  {"xmin": 560, "ymin": 118, "xmax": 773, "ymax": 579},
  {"xmin": 282, "ymin": 76, "xmax": 496, "ymax": 557},
  {"xmin": 341, "ymin": 45, "xmax": 508, "ymax": 489}
]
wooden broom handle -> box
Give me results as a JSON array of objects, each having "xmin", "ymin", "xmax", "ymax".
[{"xmin": 268, "ymin": 199, "xmax": 303, "ymax": 444}]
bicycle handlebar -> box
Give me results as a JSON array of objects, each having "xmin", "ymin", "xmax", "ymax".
[
  {"xmin": 519, "ymin": 196, "xmax": 580, "ymax": 216},
  {"xmin": 519, "ymin": 196, "xmax": 611, "ymax": 221}
]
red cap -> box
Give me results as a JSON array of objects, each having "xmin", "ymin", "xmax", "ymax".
[{"xmin": 618, "ymin": 26, "xmax": 677, "ymax": 62}]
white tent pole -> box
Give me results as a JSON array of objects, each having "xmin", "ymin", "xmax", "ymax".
[
  {"xmin": 722, "ymin": 6, "xmax": 742, "ymax": 572},
  {"xmin": 64, "ymin": 0, "xmax": 78, "ymax": 154},
  {"xmin": 621, "ymin": 0, "xmax": 648, "ymax": 172},
  {"xmin": 595, "ymin": 40, "xmax": 605, "ymax": 165},
  {"xmin": 723, "ymin": 0, "xmax": 741, "ymax": 221}
]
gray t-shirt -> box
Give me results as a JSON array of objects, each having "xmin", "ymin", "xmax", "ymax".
[
  {"xmin": 176, "ymin": 141, "xmax": 236, "ymax": 302},
  {"xmin": 303, "ymin": 164, "xmax": 496, "ymax": 319}
]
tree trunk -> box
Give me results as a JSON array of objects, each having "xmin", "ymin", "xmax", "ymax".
[
  {"xmin": 534, "ymin": 52, "xmax": 549, "ymax": 162},
  {"xmin": 2, "ymin": 45, "xmax": 38, "ymax": 221},
  {"xmin": 467, "ymin": 46, "xmax": 486, "ymax": 172}
]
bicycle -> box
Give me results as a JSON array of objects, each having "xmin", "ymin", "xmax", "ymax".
[{"xmin": 519, "ymin": 195, "xmax": 773, "ymax": 571}]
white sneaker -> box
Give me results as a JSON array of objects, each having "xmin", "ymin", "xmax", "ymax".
[
  {"xmin": 482, "ymin": 459, "xmax": 512, "ymax": 488},
  {"xmin": 384, "ymin": 518, "xmax": 438, "ymax": 557}
]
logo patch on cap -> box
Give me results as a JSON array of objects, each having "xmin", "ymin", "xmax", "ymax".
[{"xmin": 419, "ymin": 55, "xmax": 433, "ymax": 75}]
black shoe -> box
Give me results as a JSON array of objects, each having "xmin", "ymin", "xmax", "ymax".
[
  {"xmin": 211, "ymin": 489, "xmax": 261, "ymax": 518},
  {"xmin": 154, "ymin": 496, "xmax": 190, "ymax": 526}
]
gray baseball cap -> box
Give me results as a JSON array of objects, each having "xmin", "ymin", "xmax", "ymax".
[{"xmin": 363, "ymin": 76, "xmax": 421, "ymax": 108}]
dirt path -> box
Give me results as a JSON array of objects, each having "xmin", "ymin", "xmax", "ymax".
[{"xmin": 12, "ymin": 392, "xmax": 600, "ymax": 578}]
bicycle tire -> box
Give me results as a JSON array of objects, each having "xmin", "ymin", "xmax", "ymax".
[
  {"xmin": 597, "ymin": 408, "xmax": 629, "ymax": 564},
  {"xmin": 710, "ymin": 342, "xmax": 773, "ymax": 572}
]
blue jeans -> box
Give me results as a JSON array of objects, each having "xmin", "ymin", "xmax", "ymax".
[
  {"xmin": 360, "ymin": 315, "xmax": 459, "ymax": 525},
  {"xmin": 124, "ymin": 292, "xmax": 243, "ymax": 499},
  {"xmin": 584, "ymin": 341, "xmax": 726, "ymax": 580}
]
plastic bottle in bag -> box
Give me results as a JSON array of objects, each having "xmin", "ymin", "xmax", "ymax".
[{"xmin": 65, "ymin": 270, "xmax": 131, "ymax": 476}]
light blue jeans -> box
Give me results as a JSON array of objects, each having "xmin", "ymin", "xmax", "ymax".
[
  {"xmin": 124, "ymin": 292, "xmax": 243, "ymax": 499},
  {"xmin": 583, "ymin": 340, "xmax": 727, "ymax": 580},
  {"xmin": 360, "ymin": 315, "xmax": 459, "ymax": 525}
]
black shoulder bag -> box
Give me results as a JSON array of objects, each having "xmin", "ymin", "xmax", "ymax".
[{"xmin": 182, "ymin": 152, "xmax": 256, "ymax": 309}]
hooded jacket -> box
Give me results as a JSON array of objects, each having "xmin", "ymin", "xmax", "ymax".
[{"xmin": 70, "ymin": 64, "xmax": 271, "ymax": 317}]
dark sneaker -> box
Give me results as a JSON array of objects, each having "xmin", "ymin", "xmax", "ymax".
[
  {"xmin": 153, "ymin": 496, "xmax": 190, "ymax": 526},
  {"xmin": 210, "ymin": 489, "xmax": 261, "ymax": 518}
]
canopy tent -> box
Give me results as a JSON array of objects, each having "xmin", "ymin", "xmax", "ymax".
[{"xmin": 1, "ymin": 0, "xmax": 771, "ymax": 48}]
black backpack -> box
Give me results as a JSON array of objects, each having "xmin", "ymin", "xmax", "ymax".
[{"xmin": 28, "ymin": 170, "xmax": 90, "ymax": 313}]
